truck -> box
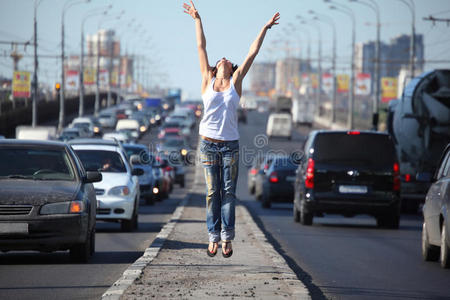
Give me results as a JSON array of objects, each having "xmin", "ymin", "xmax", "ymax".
[
  {"xmin": 292, "ymin": 96, "xmax": 315, "ymax": 127},
  {"xmin": 387, "ymin": 69, "xmax": 450, "ymax": 211},
  {"xmin": 271, "ymin": 95, "xmax": 292, "ymax": 113},
  {"xmin": 16, "ymin": 126, "xmax": 57, "ymax": 140}
]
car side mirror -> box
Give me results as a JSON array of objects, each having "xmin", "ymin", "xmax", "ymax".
[
  {"xmin": 130, "ymin": 154, "xmax": 142, "ymax": 165},
  {"xmin": 84, "ymin": 171, "xmax": 102, "ymax": 183},
  {"xmin": 132, "ymin": 168, "xmax": 144, "ymax": 176}
]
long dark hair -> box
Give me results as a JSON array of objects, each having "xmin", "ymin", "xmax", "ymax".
[{"xmin": 211, "ymin": 59, "xmax": 238, "ymax": 78}]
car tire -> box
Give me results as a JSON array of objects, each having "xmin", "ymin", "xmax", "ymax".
[
  {"xmin": 422, "ymin": 222, "xmax": 439, "ymax": 262},
  {"xmin": 377, "ymin": 213, "xmax": 400, "ymax": 229},
  {"xmin": 300, "ymin": 201, "xmax": 313, "ymax": 225},
  {"xmin": 145, "ymin": 195, "xmax": 154, "ymax": 205},
  {"xmin": 293, "ymin": 204, "xmax": 300, "ymax": 223},
  {"xmin": 261, "ymin": 194, "xmax": 271, "ymax": 209},
  {"xmin": 121, "ymin": 204, "xmax": 138, "ymax": 232},
  {"xmin": 440, "ymin": 223, "xmax": 450, "ymax": 268},
  {"xmin": 70, "ymin": 228, "xmax": 92, "ymax": 263}
]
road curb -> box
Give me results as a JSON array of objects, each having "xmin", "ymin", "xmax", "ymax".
[
  {"xmin": 237, "ymin": 204, "xmax": 311, "ymax": 299},
  {"xmin": 100, "ymin": 194, "xmax": 190, "ymax": 300}
]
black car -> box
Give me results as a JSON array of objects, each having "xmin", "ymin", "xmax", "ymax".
[
  {"xmin": 256, "ymin": 155, "xmax": 299, "ymax": 208},
  {"xmin": 0, "ymin": 140, "xmax": 102, "ymax": 262},
  {"xmin": 293, "ymin": 130, "xmax": 401, "ymax": 228},
  {"xmin": 238, "ymin": 107, "xmax": 247, "ymax": 124}
]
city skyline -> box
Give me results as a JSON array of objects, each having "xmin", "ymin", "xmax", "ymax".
[{"xmin": 0, "ymin": 0, "xmax": 449, "ymax": 99}]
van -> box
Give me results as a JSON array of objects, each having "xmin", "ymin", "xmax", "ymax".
[
  {"xmin": 15, "ymin": 126, "xmax": 57, "ymax": 140},
  {"xmin": 292, "ymin": 97, "xmax": 314, "ymax": 126},
  {"xmin": 266, "ymin": 113, "xmax": 292, "ymax": 140}
]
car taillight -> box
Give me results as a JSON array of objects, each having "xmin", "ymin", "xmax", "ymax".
[
  {"xmin": 347, "ymin": 131, "xmax": 360, "ymax": 135},
  {"xmin": 305, "ymin": 158, "xmax": 314, "ymax": 189},
  {"xmin": 404, "ymin": 173, "xmax": 411, "ymax": 182},
  {"xmin": 264, "ymin": 164, "xmax": 269, "ymax": 170},
  {"xmin": 250, "ymin": 168, "xmax": 258, "ymax": 175},
  {"xmin": 269, "ymin": 172, "xmax": 278, "ymax": 183},
  {"xmin": 393, "ymin": 162, "xmax": 400, "ymax": 191},
  {"xmin": 166, "ymin": 166, "xmax": 173, "ymax": 172}
]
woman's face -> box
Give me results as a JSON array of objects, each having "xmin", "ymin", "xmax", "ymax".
[{"xmin": 216, "ymin": 57, "xmax": 233, "ymax": 73}]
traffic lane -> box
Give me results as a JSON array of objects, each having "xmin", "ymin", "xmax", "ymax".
[
  {"xmin": 236, "ymin": 112, "xmax": 450, "ymax": 300},
  {"xmin": 0, "ymin": 128, "xmax": 193, "ymax": 300}
]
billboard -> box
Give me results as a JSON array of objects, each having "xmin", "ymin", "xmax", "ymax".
[
  {"xmin": 322, "ymin": 73, "xmax": 333, "ymax": 95},
  {"xmin": 65, "ymin": 70, "xmax": 79, "ymax": 91},
  {"xmin": 12, "ymin": 71, "xmax": 31, "ymax": 98},
  {"xmin": 355, "ymin": 73, "xmax": 371, "ymax": 96},
  {"xmin": 381, "ymin": 77, "xmax": 398, "ymax": 102},
  {"xmin": 310, "ymin": 73, "xmax": 318, "ymax": 89},
  {"xmin": 337, "ymin": 74, "xmax": 349, "ymax": 93},
  {"xmin": 84, "ymin": 68, "xmax": 95, "ymax": 85}
]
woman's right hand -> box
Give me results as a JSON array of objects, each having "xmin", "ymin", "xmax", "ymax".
[{"xmin": 183, "ymin": 1, "xmax": 200, "ymax": 19}]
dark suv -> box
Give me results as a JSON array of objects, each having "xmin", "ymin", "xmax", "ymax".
[{"xmin": 293, "ymin": 130, "xmax": 401, "ymax": 228}]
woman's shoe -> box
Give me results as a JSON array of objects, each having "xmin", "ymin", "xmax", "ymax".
[
  {"xmin": 207, "ymin": 242, "xmax": 218, "ymax": 257},
  {"xmin": 222, "ymin": 241, "xmax": 233, "ymax": 258}
]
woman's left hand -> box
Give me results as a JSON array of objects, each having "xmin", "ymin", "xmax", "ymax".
[{"xmin": 265, "ymin": 12, "xmax": 280, "ymax": 29}]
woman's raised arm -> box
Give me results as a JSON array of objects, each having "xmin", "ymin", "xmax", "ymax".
[
  {"xmin": 233, "ymin": 12, "xmax": 280, "ymax": 94},
  {"xmin": 183, "ymin": 1, "xmax": 210, "ymax": 79}
]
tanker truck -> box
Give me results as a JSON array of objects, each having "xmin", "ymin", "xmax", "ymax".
[{"xmin": 387, "ymin": 69, "xmax": 450, "ymax": 212}]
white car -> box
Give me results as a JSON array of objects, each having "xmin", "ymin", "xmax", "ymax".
[
  {"xmin": 266, "ymin": 113, "xmax": 292, "ymax": 140},
  {"xmin": 70, "ymin": 117, "xmax": 101, "ymax": 136},
  {"xmin": 70, "ymin": 139, "xmax": 142, "ymax": 231},
  {"xmin": 116, "ymin": 119, "xmax": 143, "ymax": 139}
]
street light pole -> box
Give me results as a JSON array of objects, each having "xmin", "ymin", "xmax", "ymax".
[
  {"xmin": 397, "ymin": 0, "xmax": 416, "ymax": 77},
  {"xmin": 327, "ymin": 1, "xmax": 356, "ymax": 129},
  {"xmin": 79, "ymin": 7, "xmax": 110, "ymax": 117},
  {"xmin": 349, "ymin": 0, "xmax": 381, "ymax": 130},
  {"xmin": 309, "ymin": 10, "xmax": 337, "ymax": 125},
  {"xmin": 59, "ymin": 0, "xmax": 90, "ymax": 131},
  {"xmin": 32, "ymin": 0, "xmax": 41, "ymax": 127}
]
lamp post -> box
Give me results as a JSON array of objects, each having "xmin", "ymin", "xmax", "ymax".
[
  {"xmin": 96, "ymin": 11, "xmax": 124, "ymax": 114},
  {"xmin": 79, "ymin": 5, "xmax": 111, "ymax": 117},
  {"xmin": 298, "ymin": 17, "xmax": 322, "ymax": 118},
  {"xmin": 59, "ymin": 0, "xmax": 90, "ymax": 132},
  {"xmin": 396, "ymin": 0, "xmax": 416, "ymax": 78},
  {"xmin": 309, "ymin": 10, "xmax": 337, "ymax": 125},
  {"xmin": 349, "ymin": 0, "xmax": 381, "ymax": 130},
  {"xmin": 32, "ymin": 0, "xmax": 44, "ymax": 127},
  {"xmin": 326, "ymin": 0, "xmax": 356, "ymax": 129}
]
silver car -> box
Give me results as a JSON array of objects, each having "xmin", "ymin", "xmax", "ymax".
[{"xmin": 422, "ymin": 144, "xmax": 450, "ymax": 268}]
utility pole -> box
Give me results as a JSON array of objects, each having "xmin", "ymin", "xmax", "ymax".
[
  {"xmin": 32, "ymin": 0, "xmax": 39, "ymax": 127},
  {"xmin": 95, "ymin": 32, "xmax": 101, "ymax": 116}
]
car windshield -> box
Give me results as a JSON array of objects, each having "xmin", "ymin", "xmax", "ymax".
[
  {"xmin": 124, "ymin": 147, "xmax": 154, "ymax": 164},
  {"xmin": 313, "ymin": 133, "xmax": 396, "ymax": 167},
  {"xmin": 73, "ymin": 122, "xmax": 90, "ymax": 129},
  {"xmin": 163, "ymin": 139, "xmax": 184, "ymax": 147},
  {"xmin": 75, "ymin": 150, "xmax": 127, "ymax": 173},
  {"xmin": 0, "ymin": 148, "xmax": 75, "ymax": 181},
  {"xmin": 273, "ymin": 157, "xmax": 298, "ymax": 170}
]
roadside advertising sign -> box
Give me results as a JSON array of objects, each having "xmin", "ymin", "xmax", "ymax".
[
  {"xmin": 322, "ymin": 73, "xmax": 333, "ymax": 95},
  {"xmin": 12, "ymin": 71, "xmax": 31, "ymax": 98},
  {"xmin": 337, "ymin": 74, "xmax": 349, "ymax": 93},
  {"xmin": 381, "ymin": 77, "xmax": 398, "ymax": 102},
  {"xmin": 355, "ymin": 73, "xmax": 371, "ymax": 96},
  {"xmin": 65, "ymin": 70, "xmax": 79, "ymax": 91},
  {"xmin": 84, "ymin": 68, "xmax": 95, "ymax": 86}
]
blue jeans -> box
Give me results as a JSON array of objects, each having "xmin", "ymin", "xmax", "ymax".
[{"xmin": 199, "ymin": 139, "xmax": 239, "ymax": 243}]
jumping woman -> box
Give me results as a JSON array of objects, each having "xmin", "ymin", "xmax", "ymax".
[{"xmin": 183, "ymin": 1, "xmax": 280, "ymax": 258}]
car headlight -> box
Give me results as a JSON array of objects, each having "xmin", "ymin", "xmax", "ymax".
[
  {"xmin": 150, "ymin": 118, "xmax": 156, "ymax": 124},
  {"xmin": 155, "ymin": 115, "xmax": 161, "ymax": 121},
  {"xmin": 140, "ymin": 125, "xmax": 146, "ymax": 132},
  {"xmin": 109, "ymin": 186, "xmax": 130, "ymax": 197},
  {"xmin": 40, "ymin": 201, "xmax": 85, "ymax": 215},
  {"xmin": 181, "ymin": 149, "xmax": 188, "ymax": 156}
]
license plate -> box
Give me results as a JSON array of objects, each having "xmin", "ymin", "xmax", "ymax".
[
  {"xmin": 286, "ymin": 176, "xmax": 296, "ymax": 182},
  {"xmin": 339, "ymin": 185, "xmax": 368, "ymax": 194},
  {"xmin": 0, "ymin": 223, "xmax": 29, "ymax": 235}
]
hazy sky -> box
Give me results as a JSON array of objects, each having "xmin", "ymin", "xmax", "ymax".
[{"xmin": 1, "ymin": 0, "xmax": 449, "ymax": 99}]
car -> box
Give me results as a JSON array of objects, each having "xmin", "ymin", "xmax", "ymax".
[
  {"xmin": 116, "ymin": 119, "xmax": 144, "ymax": 140},
  {"xmin": 248, "ymin": 154, "xmax": 266, "ymax": 194},
  {"xmin": 158, "ymin": 127, "xmax": 183, "ymax": 140},
  {"xmin": 58, "ymin": 127, "xmax": 90, "ymax": 142},
  {"xmin": 157, "ymin": 154, "xmax": 185, "ymax": 188},
  {"xmin": 254, "ymin": 155, "xmax": 276, "ymax": 200},
  {"xmin": 70, "ymin": 117, "xmax": 102, "ymax": 137},
  {"xmin": 103, "ymin": 131, "xmax": 132, "ymax": 144},
  {"xmin": 98, "ymin": 110, "xmax": 118, "ymax": 128},
  {"xmin": 237, "ymin": 106, "xmax": 247, "ymax": 124},
  {"xmin": 293, "ymin": 130, "xmax": 401, "ymax": 228},
  {"xmin": 123, "ymin": 143, "xmax": 158, "ymax": 205},
  {"xmin": 422, "ymin": 143, "xmax": 450, "ymax": 268},
  {"xmin": 69, "ymin": 139, "xmax": 143, "ymax": 232},
  {"xmin": 266, "ymin": 113, "xmax": 292, "ymax": 140},
  {"xmin": 151, "ymin": 159, "xmax": 171, "ymax": 200},
  {"xmin": 256, "ymin": 155, "xmax": 299, "ymax": 208},
  {"xmin": 0, "ymin": 139, "xmax": 102, "ymax": 262},
  {"xmin": 158, "ymin": 137, "xmax": 193, "ymax": 165}
]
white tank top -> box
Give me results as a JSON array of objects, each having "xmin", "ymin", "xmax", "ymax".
[{"xmin": 199, "ymin": 77, "xmax": 240, "ymax": 141}]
